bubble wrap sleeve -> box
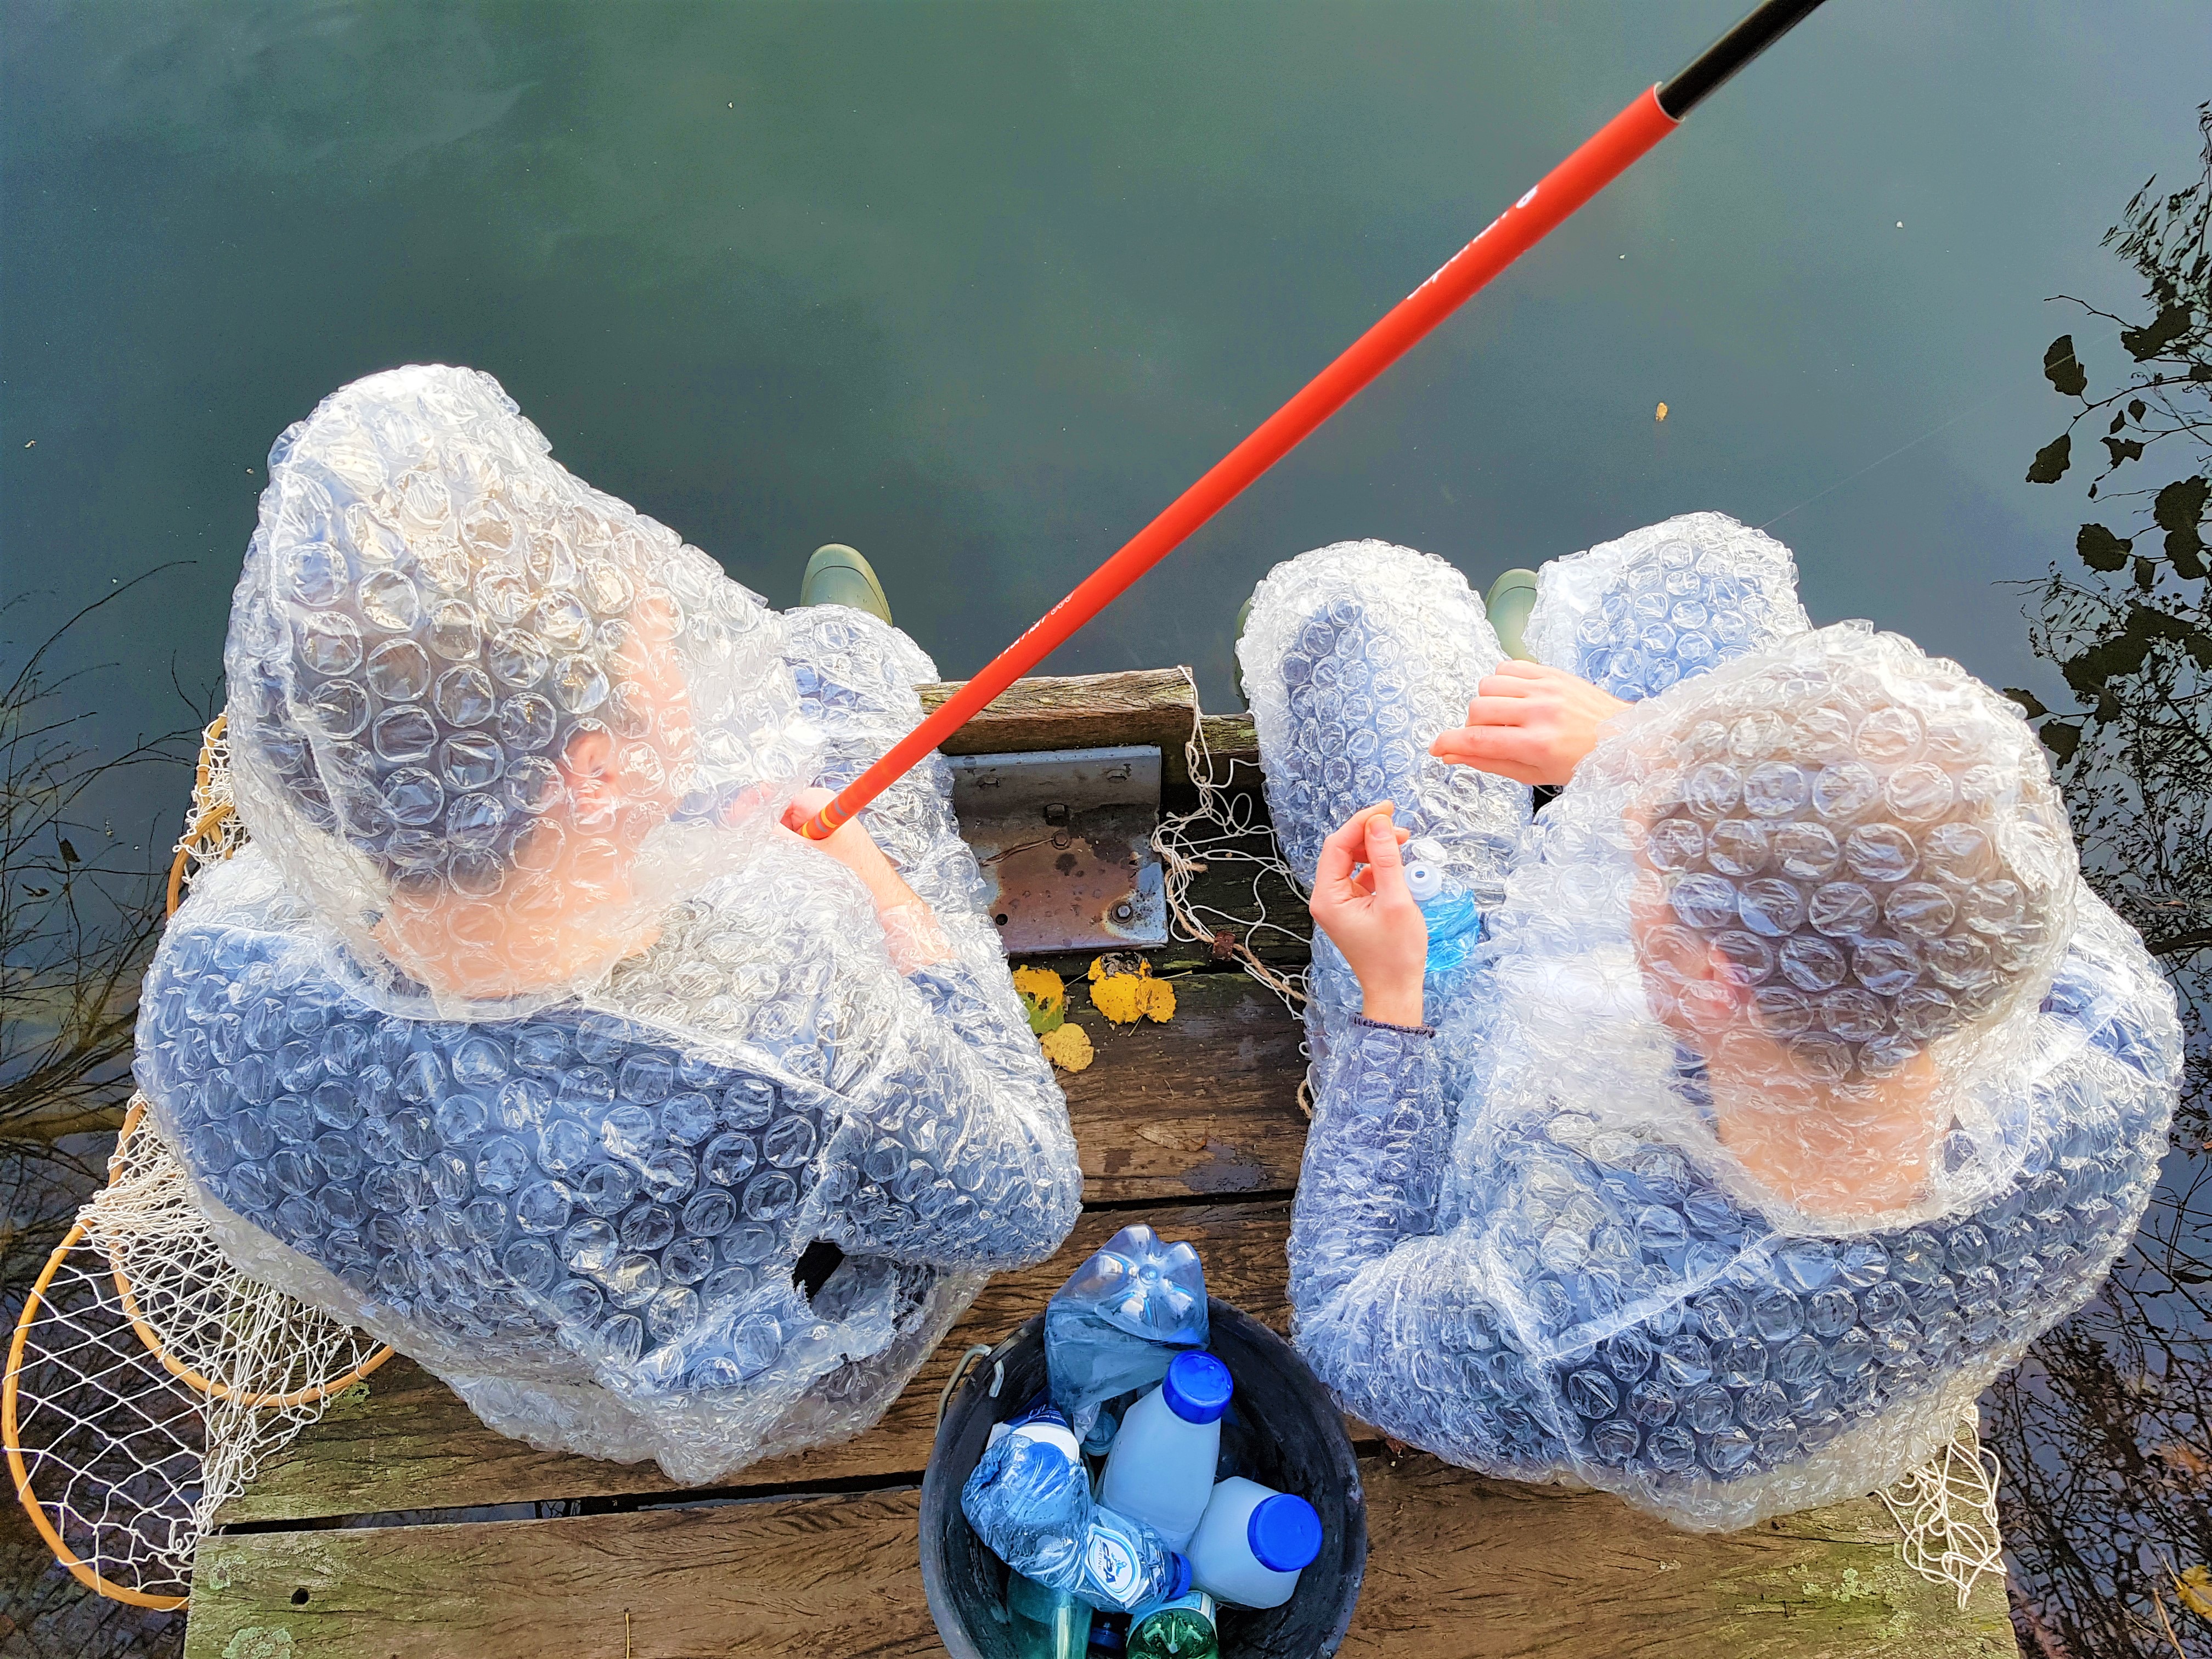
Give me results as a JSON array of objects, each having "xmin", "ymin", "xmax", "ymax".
[
  {"xmin": 1285, "ymin": 1019, "xmax": 1447, "ymax": 1311},
  {"xmin": 836, "ymin": 955, "xmax": 1082, "ymax": 1272}
]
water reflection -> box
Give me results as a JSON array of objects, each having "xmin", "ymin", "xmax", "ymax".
[{"xmin": 1990, "ymin": 104, "xmax": 2211, "ymax": 1658}]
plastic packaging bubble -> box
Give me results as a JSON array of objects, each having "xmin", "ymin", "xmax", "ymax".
[
  {"xmin": 136, "ymin": 366, "xmax": 1082, "ymax": 1486},
  {"xmin": 1252, "ymin": 517, "xmax": 2178, "ymax": 1530}
]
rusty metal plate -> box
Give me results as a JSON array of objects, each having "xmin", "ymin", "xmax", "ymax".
[{"xmin": 949, "ymin": 745, "xmax": 1166, "ymax": 956}]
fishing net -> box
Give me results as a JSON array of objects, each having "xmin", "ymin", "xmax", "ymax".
[
  {"xmin": 1152, "ymin": 667, "xmax": 1308, "ymax": 1013},
  {"xmin": 4, "ymin": 718, "xmax": 391, "ymax": 1609},
  {"xmin": 1880, "ymin": 1412, "xmax": 2006, "ymax": 1610}
]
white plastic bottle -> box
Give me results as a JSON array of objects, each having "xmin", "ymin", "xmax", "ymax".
[
  {"xmin": 1184, "ymin": 1476, "xmax": 1322, "ymax": 1609},
  {"xmin": 1098, "ymin": 1350, "xmax": 1233, "ymax": 1550}
]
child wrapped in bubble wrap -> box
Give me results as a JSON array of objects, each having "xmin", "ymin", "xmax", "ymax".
[
  {"xmin": 133, "ymin": 366, "xmax": 1081, "ymax": 1483},
  {"xmin": 1241, "ymin": 517, "xmax": 2178, "ymax": 1529}
]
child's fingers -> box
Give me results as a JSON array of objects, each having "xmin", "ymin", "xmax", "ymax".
[
  {"xmin": 1431, "ymin": 725, "xmax": 1543, "ymax": 764},
  {"xmin": 1462, "ymin": 695, "xmax": 1544, "ymax": 730},
  {"xmin": 1361, "ymin": 811, "xmax": 1416, "ymax": 906},
  {"xmin": 1316, "ymin": 802, "xmax": 1394, "ymax": 895}
]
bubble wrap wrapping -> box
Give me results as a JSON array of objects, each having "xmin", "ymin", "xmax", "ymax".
[
  {"xmin": 1250, "ymin": 520, "xmax": 2178, "ymax": 1530},
  {"xmin": 1522, "ymin": 511, "xmax": 1813, "ymax": 701},
  {"xmin": 133, "ymin": 366, "xmax": 1080, "ymax": 1484}
]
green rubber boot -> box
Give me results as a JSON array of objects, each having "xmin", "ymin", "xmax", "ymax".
[
  {"xmin": 1231, "ymin": 597, "xmax": 1253, "ymax": 707},
  {"xmin": 1485, "ymin": 568, "xmax": 1540, "ymax": 662},
  {"xmin": 799, "ymin": 543, "xmax": 893, "ymax": 625}
]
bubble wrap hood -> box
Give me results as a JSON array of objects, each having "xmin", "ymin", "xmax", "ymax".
[
  {"xmin": 1470, "ymin": 621, "xmax": 2078, "ymax": 1232},
  {"xmin": 225, "ymin": 365, "xmax": 820, "ymax": 1015}
]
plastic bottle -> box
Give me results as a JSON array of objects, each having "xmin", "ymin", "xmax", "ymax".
[
  {"xmin": 1184, "ymin": 1477, "xmax": 1323, "ymax": 1610},
  {"xmin": 1126, "ymin": 1589, "xmax": 1219, "ymax": 1659},
  {"xmin": 1046, "ymin": 1224, "xmax": 1209, "ymax": 1440},
  {"xmin": 1098, "ymin": 1351, "xmax": 1234, "ymax": 1550},
  {"xmin": 1006, "ymin": 1572, "xmax": 1089, "ymax": 1659},
  {"xmin": 1403, "ymin": 837, "xmax": 1482, "ymax": 975},
  {"xmin": 962, "ymin": 1398, "xmax": 1192, "ymax": 1613}
]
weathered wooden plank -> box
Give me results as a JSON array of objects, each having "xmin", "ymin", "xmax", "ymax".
[
  {"xmin": 916, "ymin": 669, "xmax": 1196, "ymax": 759},
  {"xmin": 1346, "ymin": 1458, "xmax": 2013, "ymax": 1658},
  {"xmin": 191, "ymin": 1457, "xmax": 2008, "ymax": 1659},
  {"xmin": 218, "ymin": 1202, "xmax": 1294, "ymax": 1527},
  {"xmin": 1062, "ymin": 972, "xmax": 1308, "ymax": 1203}
]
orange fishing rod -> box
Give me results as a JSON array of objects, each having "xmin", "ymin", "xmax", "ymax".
[{"xmin": 802, "ymin": 0, "xmax": 1831, "ymax": 841}]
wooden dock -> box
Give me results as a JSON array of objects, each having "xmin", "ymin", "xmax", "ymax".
[{"xmin": 182, "ymin": 672, "xmax": 2014, "ymax": 1659}]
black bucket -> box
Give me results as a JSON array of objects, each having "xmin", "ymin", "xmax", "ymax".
[{"xmin": 919, "ymin": 1297, "xmax": 1368, "ymax": 1659}]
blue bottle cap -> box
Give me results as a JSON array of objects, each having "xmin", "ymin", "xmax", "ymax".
[
  {"xmin": 1160, "ymin": 1351, "xmax": 1233, "ymax": 1425},
  {"xmin": 1167, "ymin": 1551, "xmax": 1192, "ymax": 1600},
  {"xmin": 1247, "ymin": 1494, "xmax": 1322, "ymax": 1573}
]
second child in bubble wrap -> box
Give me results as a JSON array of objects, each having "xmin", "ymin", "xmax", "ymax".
[
  {"xmin": 1239, "ymin": 516, "xmax": 2177, "ymax": 1530},
  {"xmin": 133, "ymin": 366, "xmax": 1081, "ymax": 1484}
]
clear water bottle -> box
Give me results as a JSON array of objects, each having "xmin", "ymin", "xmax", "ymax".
[
  {"xmin": 1126, "ymin": 1589, "xmax": 1218, "ymax": 1659},
  {"xmin": 962, "ymin": 1398, "xmax": 1192, "ymax": 1613},
  {"xmin": 1006, "ymin": 1572, "xmax": 1088, "ymax": 1659},
  {"xmin": 1098, "ymin": 1351, "xmax": 1234, "ymax": 1550},
  {"xmin": 1185, "ymin": 1476, "xmax": 1323, "ymax": 1610},
  {"xmin": 1046, "ymin": 1224, "xmax": 1209, "ymax": 1441}
]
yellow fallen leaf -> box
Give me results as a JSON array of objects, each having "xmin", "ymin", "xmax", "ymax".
[
  {"xmin": 1655, "ymin": 402, "xmax": 1669, "ymax": 422},
  {"xmin": 1039, "ymin": 1023, "xmax": 1094, "ymax": 1073},
  {"xmin": 1011, "ymin": 965, "xmax": 1065, "ymax": 1012},
  {"xmin": 1142, "ymin": 976, "xmax": 1176, "ymax": 1023},
  {"xmin": 2177, "ymin": 1564, "xmax": 2212, "ymax": 1620},
  {"xmin": 1090, "ymin": 973, "xmax": 1148, "ymax": 1026}
]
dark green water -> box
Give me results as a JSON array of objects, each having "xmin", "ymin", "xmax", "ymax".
[{"xmin": 5, "ymin": 0, "xmax": 2209, "ymax": 849}]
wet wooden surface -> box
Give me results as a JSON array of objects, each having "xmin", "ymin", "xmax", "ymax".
[{"xmin": 188, "ymin": 671, "xmax": 2010, "ymax": 1658}]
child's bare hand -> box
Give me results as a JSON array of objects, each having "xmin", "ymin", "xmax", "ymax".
[
  {"xmin": 1429, "ymin": 661, "xmax": 1632, "ymax": 786},
  {"xmin": 780, "ymin": 788, "xmax": 916, "ymax": 912},
  {"xmin": 1308, "ymin": 803, "xmax": 1427, "ymax": 1028}
]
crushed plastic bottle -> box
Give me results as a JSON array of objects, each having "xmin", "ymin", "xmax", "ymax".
[
  {"xmin": 1185, "ymin": 1477, "xmax": 1322, "ymax": 1610},
  {"xmin": 1099, "ymin": 1351, "xmax": 1234, "ymax": 1550},
  {"xmin": 1046, "ymin": 1225, "xmax": 1207, "ymax": 1440},
  {"xmin": 963, "ymin": 1398, "xmax": 1192, "ymax": 1614},
  {"xmin": 1126, "ymin": 1590, "xmax": 1218, "ymax": 1659}
]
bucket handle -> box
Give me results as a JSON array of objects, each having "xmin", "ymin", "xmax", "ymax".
[{"xmin": 935, "ymin": 1344, "xmax": 999, "ymax": 1428}]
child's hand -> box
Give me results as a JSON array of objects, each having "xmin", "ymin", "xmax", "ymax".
[
  {"xmin": 1308, "ymin": 803, "xmax": 1428, "ymax": 1028},
  {"xmin": 1429, "ymin": 661, "xmax": 1632, "ymax": 786},
  {"xmin": 780, "ymin": 788, "xmax": 916, "ymax": 913}
]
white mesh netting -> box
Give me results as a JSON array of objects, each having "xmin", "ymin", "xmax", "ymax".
[
  {"xmin": 1152, "ymin": 667, "xmax": 1308, "ymax": 1013},
  {"xmin": 4, "ymin": 718, "xmax": 389, "ymax": 1609},
  {"xmin": 1878, "ymin": 1412, "xmax": 2006, "ymax": 1609}
]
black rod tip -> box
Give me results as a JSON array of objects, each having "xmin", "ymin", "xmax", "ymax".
[{"xmin": 1658, "ymin": 0, "xmax": 1831, "ymax": 120}]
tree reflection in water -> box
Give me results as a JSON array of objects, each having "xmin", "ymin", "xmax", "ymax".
[{"xmin": 1999, "ymin": 100, "xmax": 2212, "ymax": 1659}]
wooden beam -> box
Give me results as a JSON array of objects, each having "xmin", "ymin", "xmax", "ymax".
[
  {"xmin": 916, "ymin": 669, "xmax": 1197, "ymax": 758},
  {"xmin": 190, "ymin": 1457, "xmax": 2011, "ymax": 1659},
  {"xmin": 218, "ymin": 1201, "xmax": 1294, "ymax": 1527}
]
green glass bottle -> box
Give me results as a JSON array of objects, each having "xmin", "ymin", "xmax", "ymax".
[
  {"xmin": 1126, "ymin": 1590, "xmax": 1218, "ymax": 1659},
  {"xmin": 1006, "ymin": 1573, "xmax": 1088, "ymax": 1659}
]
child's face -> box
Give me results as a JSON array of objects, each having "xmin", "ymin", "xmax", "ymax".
[{"xmin": 378, "ymin": 591, "xmax": 699, "ymax": 996}]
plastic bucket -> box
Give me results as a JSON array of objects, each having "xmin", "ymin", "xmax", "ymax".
[{"xmin": 919, "ymin": 1296, "xmax": 1368, "ymax": 1658}]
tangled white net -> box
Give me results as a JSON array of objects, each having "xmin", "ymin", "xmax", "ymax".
[
  {"xmin": 3, "ymin": 716, "xmax": 389, "ymax": 1609},
  {"xmin": 1879, "ymin": 1413, "xmax": 2007, "ymax": 1609},
  {"xmin": 1152, "ymin": 668, "xmax": 1309, "ymax": 1013}
]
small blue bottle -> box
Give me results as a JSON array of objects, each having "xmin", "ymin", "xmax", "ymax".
[{"xmin": 1402, "ymin": 838, "xmax": 1482, "ymax": 975}]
